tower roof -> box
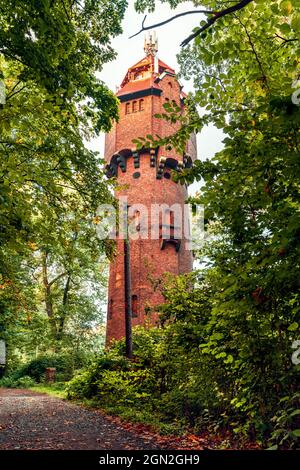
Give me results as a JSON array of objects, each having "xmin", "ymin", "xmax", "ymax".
[
  {"xmin": 116, "ymin": 31, "xmax": 180, "ymax": 98},
  {"xmin": 117, "ymin": 33, "xmax": 176, "ymax": 98},
  {"xmin": 119, "ymin": 55, "xmax": 175, "ymax": 84},
  {"xmin": 117, "ymin": 56, "xmax": 175, "ymax": 97}
]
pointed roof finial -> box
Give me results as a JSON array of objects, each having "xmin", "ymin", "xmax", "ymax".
[{"xmin": 144, "ymin": 30, "xmax": 158, "ymax": 57}]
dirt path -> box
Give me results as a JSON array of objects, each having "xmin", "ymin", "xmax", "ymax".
[{"xmin": 0, "ymin": 388, "xmax": 160, "ymax": 450}]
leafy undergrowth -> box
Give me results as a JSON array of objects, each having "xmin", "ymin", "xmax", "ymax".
[
  {"xmin": 24, "ymin": 381, "xmax": 260, "ymax": 449},
  {"xmin": 72, "ymin": 398, "xmax": 260, "ymax": 450},
  {"xmin": 65, "ymin": 324, "xmax": 300, "ymax": 450}
]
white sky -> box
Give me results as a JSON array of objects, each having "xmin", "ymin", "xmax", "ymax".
[{"xmin": 91, "ymin": 0, "xmax": 225, "ymax": 193}]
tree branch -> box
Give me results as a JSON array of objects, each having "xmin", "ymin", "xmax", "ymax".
[
  {"xmin": 6, "ymin": 85, "xmax": 27, "ymax": 101},
  {"xmin": 236, "ymin": 15, "xmax": 269, "ymax": 90},
  {"xmin": 181, "ymin": 0, "xmax": 254, "ymax": 47},
  {"xmin": 61, "ymin": 0, "xmax": 71, "ymax": 22},
  {"xmin": 129, "ymin": 10, "xmax": 215, "ymax": 39},
  {"xmin": 274, "ymin": 33, "xmax": 298, "ymax": 43},
  {"xmin": 49, "ymin": 271, "xmax": 67, "ymax": 288}
]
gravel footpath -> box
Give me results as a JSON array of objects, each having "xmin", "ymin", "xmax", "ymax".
[{"xmin": 0, "ymin": 388, "xmax": 160, "ymax": 450}]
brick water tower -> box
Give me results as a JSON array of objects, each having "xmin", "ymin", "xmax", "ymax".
[{"xmin": 105, "ymin": 33, "xmax": 197, "ymax": 344}]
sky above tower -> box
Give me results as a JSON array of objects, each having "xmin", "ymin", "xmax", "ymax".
[{"xmin": 91, "ymin": 0, "xmax": 225, "ymax": 194}]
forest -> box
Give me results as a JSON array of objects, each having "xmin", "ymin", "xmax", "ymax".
[{"xmin": 0, "ymin": 0, "xmax": 300, "ymax": 451}]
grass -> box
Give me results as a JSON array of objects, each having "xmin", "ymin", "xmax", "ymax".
[{"xmin": 29, "ymin": 383, "xmax": 67, "ymax": 399}]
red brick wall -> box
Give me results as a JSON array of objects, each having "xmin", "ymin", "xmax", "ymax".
[
  {"xmin": 105, "ymin": 70, "xmax": 196, "ymax": 344},
  {"xmin": 105, "ymin": 121, "xmax": 117, "ymax": 160}
]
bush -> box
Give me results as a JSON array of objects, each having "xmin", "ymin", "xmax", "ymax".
[
  {"xmin": 66, "ymin": 315, "xmax": 300, "ymax": 448},
  {"xmin": 268, "ymin": 392, "xmax": 300, "ymax": 450},
  {"xmin": 66, "ymin": 351, "xmax": 131, "ymax": 399},
  {"xmin": 13, "ymin": 353, "xmax": 79, "ymax": 383},
  {"xmin": 0, "ymin": 374, "xmax": 36, "ymax": 388}
]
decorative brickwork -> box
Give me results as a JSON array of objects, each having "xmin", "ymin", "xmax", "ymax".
[{"xmin": 105, "ymin": 43, "xmax": 197, "ymax": 344}]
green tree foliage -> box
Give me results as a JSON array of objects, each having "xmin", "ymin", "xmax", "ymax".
[
  {"xmin": 68, "ymin": 270, "xmax": 300, "ymax": 448},
  {"xmin": 89, "ymin": 0, "xmax": 300, "ymax": 448},
  {"xmin": 134, "ymin": 0, "xmax": 300, "ymax": 375},
  {"xmin": 0, "ymin": 0, "xmax": 126, "ymax": 126},
  {"xmin": 0, "ymin": 1, "xmax": 126, "ymax": 358}
]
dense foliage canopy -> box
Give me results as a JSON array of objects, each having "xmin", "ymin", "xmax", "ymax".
[
  {"xmin": 1, "ymin": 0, "xmax": 299, "ymax": 450},
  {"xmin": 0, "ymin": 0, "xmax": 126, "ymax": 359},
  {"xmin": 111, "ymin": 0, "xmax": 300, "ymax": 448}
]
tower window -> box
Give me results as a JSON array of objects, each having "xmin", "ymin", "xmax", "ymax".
[
  {"xmin": 134, "ymin": 210, "xmax": 141, "ymax": 232},
  {"xmin": 125, "ymin": 102, "xmax": 130, "ymax": 114},
  {"xmin": 132, "ymin": 101, "xmax": 138, "ymax": 113},
  {"xmin": 165, "ymin": 209, "xmax": 175, "ymax": 227},
  {"xmin": 160, "ymin": 209, "xmax": 176, "ymax": 239},
  {"xmin": 168, "ymin": 81, "xmax": 173, "ymax": 89},
  {"xmin": 170, "ymin": 210, "xmax": 175, "ymax": 226},
  {"xmin": 139, "ymin": 99, "xmax": 144, "ymax": 111},
  {"xmin": 132, "ymin": 295, "xmax": 138, "ymax": 317}
]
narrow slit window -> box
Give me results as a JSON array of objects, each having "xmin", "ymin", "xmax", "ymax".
[
  {"xmin": 132, "ymin": 101, "xmax": 138, "ymax": 113},
  {"xmin": 170, "ymin": 210, "xmax": 175, "ymax": 226},
  {"xmin": 139, "ymin": 99, "xmax": 144, "ymax": 111},
  {"xmin": 125, "ymin": 102, "xmax": 130, "ymax": 114},
  {"xmin": 134, "ymin": 210, "xmax": 141, "ymax": 231}
]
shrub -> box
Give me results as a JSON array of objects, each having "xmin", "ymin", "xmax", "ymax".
[
  {"xmin": 67, "ymin": 311, "xmax": 300, "ymax": 449},
  {"xmin": 268, "ymin": 392, "xmax": 300, "ymax": 449},
  {"xmin": 13, "ymin": 353, "xmax": 79, "ymax": 383},
  {"xmin": 66, "ymin": 351, "xmax": 131, "ymax": 399},
  {"xmin": 0, "ymin": 374, "xmax": 36, "ymax": 388}
]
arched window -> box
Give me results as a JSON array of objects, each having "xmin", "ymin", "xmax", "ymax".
[
  {"xmin": 132, "ymin": 101, "xmax": 138, "ymax": 113},
  {"xmin": 161, "ymin": 209, "xmax": 176, "ymax": 239},
  {"xmin": 125, "ymin": 102, "xmax": 130, "ymax": 114},
  {"xmin": 168, "ymin": 81, "xmax": 173, "ymax": 89},
  {"xmin": 134, "ymin": 210, "xmax": 141, "ymax": 232},
  {"xmin": 169, "ymin": 209, "xmax": 175, "ymax": 227},
  {"xmin": 132, "ymin": 295, "xmax": 138, "ymax": 317},
  {"xmin": 164, "ymin": 209, "xmax": 175, "ymax": 227},
  {"xmin": 139, "ymin": 99, "xmax": 144, "ymax": 111}
]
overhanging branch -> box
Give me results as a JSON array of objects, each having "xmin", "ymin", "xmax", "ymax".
[
  {"xmin": 181, "ymin": 0, "xmax": 254, "ymax": 47},
  {"xmin": 130, "ymin": 1, "xmax": 254, "ymax": 46},
  {"xmin": 129, "ymin": 10, "xmax": 215, "ymax": 39}
]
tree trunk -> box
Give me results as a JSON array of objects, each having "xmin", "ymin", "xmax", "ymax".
[
  {"xmin": 56, "ymin": 274, "xmax": 71, "ymax": 340},
  {"xmin": 42, "ymin": 250, "xmax": 54, "ymax": 319}
]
